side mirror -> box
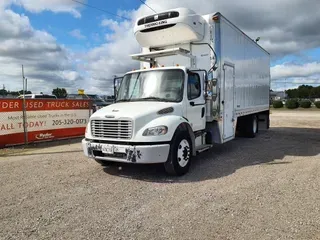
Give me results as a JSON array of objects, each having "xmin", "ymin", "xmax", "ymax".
[{"xmin": 113, "ymin": 77, "xmax": 123, "ymax": 102}]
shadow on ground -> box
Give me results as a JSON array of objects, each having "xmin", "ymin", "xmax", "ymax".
[{"xmin": 102, "ymin": 127, "xmax": 320, "ymax": 183}]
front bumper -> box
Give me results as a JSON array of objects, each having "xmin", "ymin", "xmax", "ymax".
[{"xmin": 82, "ymin": 139, "xmax": 170, "ymax": 164}]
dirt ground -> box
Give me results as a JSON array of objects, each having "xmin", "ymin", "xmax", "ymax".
[{"xmin": 0, "ymin": 110, "xmax": 319, "ymax": 240}]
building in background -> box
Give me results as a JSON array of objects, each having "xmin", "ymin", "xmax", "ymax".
[{"xmin": 270, "ymin": 91, "xmax": 287, "ymax": 101}]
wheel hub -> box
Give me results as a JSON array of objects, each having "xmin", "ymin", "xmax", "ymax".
[
  {"xmin": 253, "ymin": 117, "xmax": 257, "ymax": 133},
  {"xmin": 177, "ymin": 139, "xmax": 190, "ymax": 167}
]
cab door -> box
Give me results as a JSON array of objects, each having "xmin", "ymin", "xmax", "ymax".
[{"xmin": 185, "ymin": 71, "xmax": 206, "ymax": 132}]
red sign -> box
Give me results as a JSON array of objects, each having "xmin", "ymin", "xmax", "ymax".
[{"xmin": 0, "ymin": 99, "xmax": 92, "ymax": 148}]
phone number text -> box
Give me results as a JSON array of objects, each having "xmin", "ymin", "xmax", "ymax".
[{"xmin": 52, "ymin": 119, "xmax": 87, "ymax": 126}]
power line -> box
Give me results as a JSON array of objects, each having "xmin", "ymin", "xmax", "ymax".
[
  {"xmin": 138, "ymin": 0, "xmax": 156, "ymax": 13},
  {"xmin": 272, "ymin": 82, "xmax": 320, "ymax": 84},
  {"xmin": 71, "ymin": 0, "xmax": 131, "ymax": 21}
]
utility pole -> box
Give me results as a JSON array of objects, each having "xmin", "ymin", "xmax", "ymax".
[{"xmin": 22, "ymin": 65, "xmax": 28, "ymax": 145}]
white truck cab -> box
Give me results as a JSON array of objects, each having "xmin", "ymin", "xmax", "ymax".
[{"xmin": 82, "ymin": 7, "xmax": 270, "ymax": 176}]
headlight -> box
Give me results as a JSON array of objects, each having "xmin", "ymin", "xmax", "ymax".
[{"xmin": 143, "ymin": 125, "xmax": 168, "ymax": 136}]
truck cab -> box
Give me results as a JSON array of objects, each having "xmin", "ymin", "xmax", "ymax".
[{"xmin": 83, "ymin": 66, "xmax": 208, "ymax": 175}]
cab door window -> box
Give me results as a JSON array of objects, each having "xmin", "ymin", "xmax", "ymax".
[{"xmin": 187, "ymin": 73, "xmax": 201, "ymax": 100}]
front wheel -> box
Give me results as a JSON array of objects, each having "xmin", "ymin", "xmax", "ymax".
[{"xmin": 164, "ymin": 132, "xmax": 192, "ymax": 176}]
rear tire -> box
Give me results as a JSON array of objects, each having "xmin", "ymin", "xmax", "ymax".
[
  {"xmin": 237, "ymin": 114, "xmax": 258, "ymax": 138},
  {"xmin": 164, "ymin": 132, "xmax": 192, "ymax": 176},
  {"xmin": 245, "ymin": 114, "xmax": 258, "ymax": 138}
]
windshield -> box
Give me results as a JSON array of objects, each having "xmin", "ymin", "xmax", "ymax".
[{"xmin": 116, "ymin": 69, "xmax": 184, "ymax": 103}]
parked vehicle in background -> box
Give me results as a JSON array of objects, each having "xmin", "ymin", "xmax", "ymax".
[
  {"xmin": 66, "ymin": 94, "xmax": 110, "ymax": 112},
  {"xmin": 18, "ymin": 94, "xmax": 57, "ymax": 99},
  {"xmin": 82, "ymin": 8, "xmax": 271, "ymax": 176}
]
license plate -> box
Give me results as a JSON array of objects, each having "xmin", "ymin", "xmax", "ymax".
[{"xmin": 102, "ymin": 145, "xmax": 114, "ymax": 154}]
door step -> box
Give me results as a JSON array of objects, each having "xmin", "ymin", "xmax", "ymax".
[{"xmin": 196, "ymin": 144, "xmax": 213, "ymax": 153}]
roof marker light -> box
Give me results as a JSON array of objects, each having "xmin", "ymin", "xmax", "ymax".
[{"xmin": 212, "ymin": 15, "xmax": 219, "ymax": 21}]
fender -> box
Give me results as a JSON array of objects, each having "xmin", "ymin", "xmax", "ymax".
[
  {"xmin": 173, "ymin": 122, "xmax": 196, "ymax": 156},
  {"xmin": 135, "ymin": 115, "xmax": 195, "ymax": 152}
]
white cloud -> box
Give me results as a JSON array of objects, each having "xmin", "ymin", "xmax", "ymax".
[
  {"xmin": 61, "ymin": 71, "xmax": 81, "ymax": 81},
  {"xmin": 0, "ymin": 9, "xmax": 82, "ymax": 93},
  {"xmin": 80, "ymin": 0, "xmax": 320, "ymax": 94},
  {"xmin": 271, "ymin": 62, "xmax": 320, "ymax": 80},
  {"xmin": 101, "ymin": 19, "xmax": 119, "ymax": 29},
  {"xmin": 1, "ymin": 0, "xmax": 320, "ymax": 95},
  {"xmin": 5, "ymin": 0, "xmax": 82, "ymax": 18},
  {"xmin": 69, "ymin": 29, "xmax": 86, "ymax": 40}
]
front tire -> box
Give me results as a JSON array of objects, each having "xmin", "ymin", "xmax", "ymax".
[{"xmin": 164, "ymin": 132, "xmax": 192, "ymax": 176}]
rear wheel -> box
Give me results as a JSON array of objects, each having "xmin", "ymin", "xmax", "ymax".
[
  {"xmin": 164, "ymin": 132, "xmax": 192, "ymax": 176},
  {"xmin": 246, "ymin": 114, "xmax": 258, "ymax": 138},
  {"xmin": 237, "ymin": 114, "xmax": 258, "ymax": 138}
]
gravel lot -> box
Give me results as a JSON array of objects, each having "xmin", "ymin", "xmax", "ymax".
[{"xmin": 1, "ymin": 110, "xmax": 319, "ymax": 240}]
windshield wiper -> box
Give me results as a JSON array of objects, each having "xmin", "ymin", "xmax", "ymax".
[
  {"xmin": 116, "ymin": 99, "xmax": 131, "ymax": 102},
  {"xmin": 135, "ymin": 97, "xmax": 172, "ymax": 102}
]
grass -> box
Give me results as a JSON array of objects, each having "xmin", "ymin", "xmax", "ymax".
[{"xmin": 270, "ymin": 106, "xmax": 320, "ymax": 111}]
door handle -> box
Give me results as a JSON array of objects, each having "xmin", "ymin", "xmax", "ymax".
[{"xmin": 190, "ymin": 102, "xmax": 206, "ymax": 107}]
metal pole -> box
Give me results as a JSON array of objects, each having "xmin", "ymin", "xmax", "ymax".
[{"xmin": 22, "ymin": 65, "xmax": 28, "ymax": 145}]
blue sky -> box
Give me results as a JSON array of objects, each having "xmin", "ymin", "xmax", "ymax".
[
  {"xmin": 0, "ymin": 0, "xmax": 319, "ymax": 94},
  {"xmin": 10, "ymin": 1, "xmax": 140, "ymax": 49}
]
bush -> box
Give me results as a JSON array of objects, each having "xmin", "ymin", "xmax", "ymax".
[
  {"xmin": 273, "ymin": 100, "xmax": 283, "ymax": 108},
  {"xmin": 315, "ymin": 101, "xmax": 320, "ymax": 108},
  {"xmin": 299, "ymin": 100, "xmax": 311, "ymax": 108},
  {"xmin": 285, "ymin": 99, "xmax": 299, "ymax": 109}
]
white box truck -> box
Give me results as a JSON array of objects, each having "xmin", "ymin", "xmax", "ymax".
[{"xmin": 82, "ymin": 8, "xmax": 271, "ymax": 176}]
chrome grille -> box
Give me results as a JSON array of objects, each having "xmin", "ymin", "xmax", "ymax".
[{"xmin": 91, "ymin": 119, "xmax": 132, "ymax": 139}]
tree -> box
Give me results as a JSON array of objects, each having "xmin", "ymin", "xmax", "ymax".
[
  {"xmin": 297, "ymin": 85, "xmax": 313, "ymax": 99},
  {"xmin": 285, "ymin": 85, "xmax": 318, "ymax": 99},
  {"xmin": 52, "ymin": 88, "xmax": 67, "ymax": 98},
  {"xmin": 18, "ymin": 90, "xmax": 32, "ymax": 95},
  {"xmin": 310, "ymin": 86, "xmax": 320, "ymax": 98},
  {"xmin": 0, "ymin": 89, "xmax": 7, "ymax": 96},
  {"xmin": 285, "ymin": 88, "xmax": 299, "ymax": 99}
]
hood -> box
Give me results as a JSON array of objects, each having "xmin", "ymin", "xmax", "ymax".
[{"xmin": 91, "ymin": 101, "xmax": 180, "ymax": 120}]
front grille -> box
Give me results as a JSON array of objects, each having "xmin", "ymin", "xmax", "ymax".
[{"xmin": 91, "ymin": 120, "xmax": 132, "ymax": 139}]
